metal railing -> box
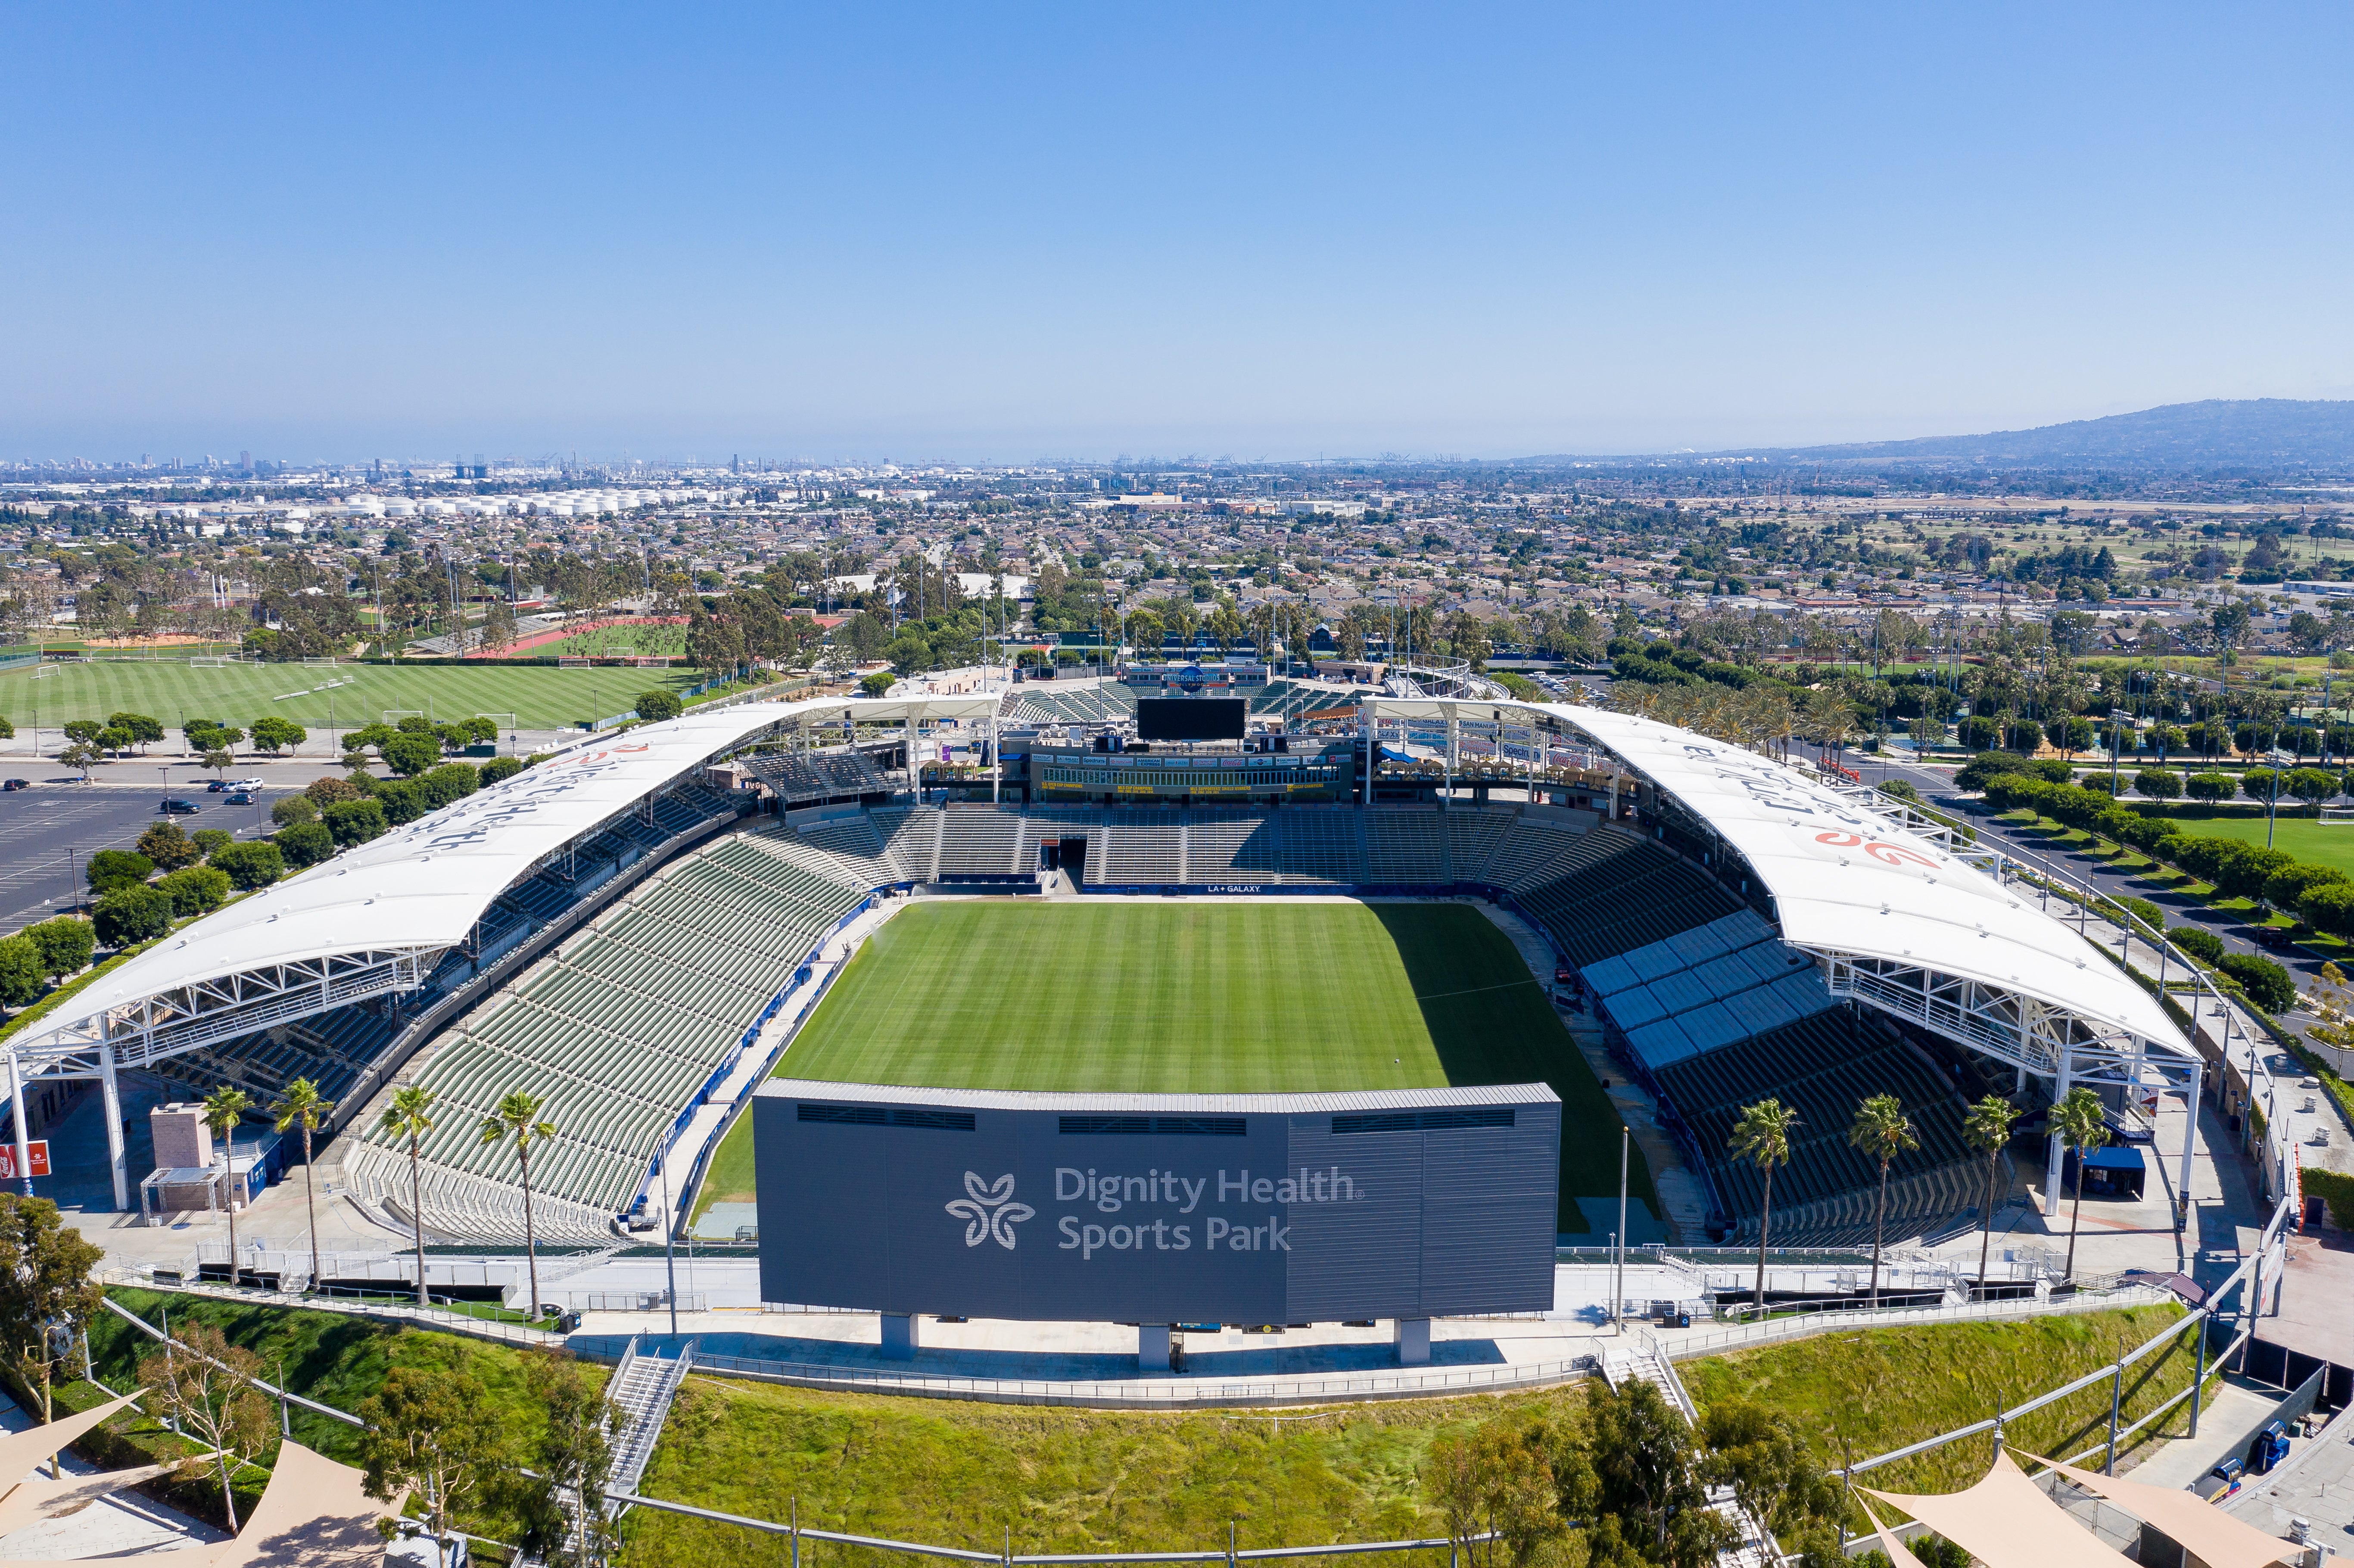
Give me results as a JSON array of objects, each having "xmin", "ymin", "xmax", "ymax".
[{"xmin": 1660, "ymin": 1284, "xmax": 2173, "ymax": 1361}]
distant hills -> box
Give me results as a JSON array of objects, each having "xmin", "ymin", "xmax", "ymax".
[{"xmin": 1725, "ymin": 398, "xmax": 2354, "ymax": 469}]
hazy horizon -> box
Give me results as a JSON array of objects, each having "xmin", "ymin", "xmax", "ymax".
[{"xmin": 9, "ymin": 3, "xmax": 2353, "ymax": 464}]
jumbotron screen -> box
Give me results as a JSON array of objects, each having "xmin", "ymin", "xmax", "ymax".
[{"xmin": 1137, "ymin": 697, "xmax": 1246, "ymax": 742}]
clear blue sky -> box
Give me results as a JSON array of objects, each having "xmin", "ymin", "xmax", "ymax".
[{"xmin": 6, "ymin": 3, "xmax": 2351, "ymax": 464}]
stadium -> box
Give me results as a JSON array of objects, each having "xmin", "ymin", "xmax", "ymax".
[{"xmin": 9, "ymin": 673, "xmax": 2198, "ymax": 1288}]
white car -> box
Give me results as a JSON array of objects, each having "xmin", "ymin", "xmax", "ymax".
[{"xmin": 229, "ymin": 777, "xmax": 265, "ymax": 791}]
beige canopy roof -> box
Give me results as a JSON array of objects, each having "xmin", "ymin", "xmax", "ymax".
[
  {"xmin": 2032, "ymin": 1454, "xmax": 2298, "ymax": 1568},
  {"xmin": 1857, "ymin": 1500, "xmax": 1931, "ymax": 1568},
  {"xmin": 0, "ymin": 1392, "xmax": 142, "ymax": 1484},
  {"xmin": 1863, "ymin": 1450, "xmax": 2136, "ymax": 1568},
  {"xmin": 0, "ymin": 1463, "xmax": 174, "ymax": 1538}
]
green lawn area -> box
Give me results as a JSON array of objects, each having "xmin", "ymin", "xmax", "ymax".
[
  {"xmin": 629, "ymin": 1304, "xmax": 2193, "ymax": 1557},
  {"xmin": 2147, "ymin": 805, "xmax": 2354, "ymax": 877},
  {"xmin": 1682, "ymin": 1303, "xmax": 2203, "ymax": 1498},
  {"xmin": 0, "ymin": 659, "xmax": 702, "ymax": 734},
  {"xmin": 693, "ymin": 901, "xmax": 1649, "ymax": 1231}
]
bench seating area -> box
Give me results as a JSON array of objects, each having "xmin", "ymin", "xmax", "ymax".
[
  {"xmin": 1654, "ymin": 1010, "xmax": 1976, "ymax": 1230},
  {"xmin": 349, "ymin": 824, "xmax": 870, "ymax": 1241}
]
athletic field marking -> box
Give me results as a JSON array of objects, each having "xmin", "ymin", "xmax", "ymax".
[{"xmin": 1412, "ymin": 978, "xmax": 1545, "ymax": 1003}]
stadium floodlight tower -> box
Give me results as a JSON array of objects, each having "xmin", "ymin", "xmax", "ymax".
[{"xmin": 1366, "ymin": 697, "xmax": 2212, "ymax": 1224}]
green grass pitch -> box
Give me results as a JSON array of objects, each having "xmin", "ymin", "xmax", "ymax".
[
  {"xmin": 0, "ymin": 659, "xmax": 702, "ymax": 734},
  {"xmin": 693, "ymin": 900, "xmax": 1653, "ymax": 1232}
]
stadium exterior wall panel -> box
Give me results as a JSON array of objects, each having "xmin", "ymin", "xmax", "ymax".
[{"xmin": 754, "ymin": 1081, "xmax": 1560, "ymax": 1324}]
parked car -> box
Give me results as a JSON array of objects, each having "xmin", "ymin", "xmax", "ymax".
[
  {"xmin": 159, "ymin": 798, "xmax": 200, "ymax": 814},
  {"xmin": 0, "ymin": 778, "xmax": 27, "ymax": 792},
  {"xmin": 2254, "ymin": 926, "xmax": 2294, "ymax": 951},
  {"xmin": 226, "ymin": 791, "xmax": 256, "ymax": 805},
  {"xmin": 205, "ymin": 780, "xmax": 229, "ymax": 792},
  {"xmin": 228, "ymin": 777, "xmax": 265, "ymax": 791}
]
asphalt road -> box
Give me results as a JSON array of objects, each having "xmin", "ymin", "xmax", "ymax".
[
  {"xmin": 0, "ymin": 783, "xmax": 296, "ymax": 936},
  {"xmin": 1865, "ymin": 751, "xmax": 2326, "ymax": 998}
]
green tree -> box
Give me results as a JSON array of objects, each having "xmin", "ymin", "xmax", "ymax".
[
  {"xmin": 1727, "ymin": 1099, "xmax": 1799, "ymax": 1312},
  {"xmin": 22, "ymin": 920, "xmax": 92, "ymax": 981},
  {"xmin": 377, "ymin": 1086, "xmax": 438, "ymax": 1308},
  {"xmin": 1586, "ymin": 1379, "xmax": 1733, "ymax": 1568},
  {"xmin": 1423, "ymin": 1418, "xmax": 1568, "ymax": 1568},
  {"xmin": 634, "ymin": 688, "xmax": 682, "ymax": 723},
  {"xmin": 1699, "ymin": 1397, "xmax": 1839, "ymax": 1562},
  {"xmin": 275, "ymin": 819, "xmax": 335, "ymax": 868},
  {"xmin": 0, "ymin": 1194, "xmax": 104, "ymax": 1429},
  {"xmin": 381, "ymin": 731, "xmax": 441, "ymax": 777},
  {"xmin": 1846, "ymin": 1094, "xmax": 1919, "ymax": 1310},
  {"xmin": 136, "ymin": 1324, "xmax": 273, "ymax": 1531},
  {"xmin": 0, "ymin": 936, "xmax": 41, "ymax": 1008},
  {"xmin": 209, "ymin": 841, "xmax": 284, "ymax": 890},
  {"xmin": 106, "ymin": 712, "xmax": 165, "ymax": 751},
  {"xmin": 2220, "ymin": 952, "xmax": 2296, "ymax": 1013},
  {"xmin": 202, "ymin": 1087, "xmax": 251, "ymax": 1288},
  {"xmin": 417, "ymin": 763, "xmax": 480, "ymax": 809},
  {"xmin": 2133, "ymin": 767, "xmax": 2182, "ymax": 800},
  {"xmin": 480, "ymin": 1092, "xmax": 557, "ymax": 1319},
  {"xmin": 322, "ymin": 798, "xmax": 388, "ymax": 846},
  {"xmin": 84, "ymin": 849, "xmax": 154, "ymax": 894},
  {"xmin": 92, "ymin": 884, "xmax": 172, "ymax": 948},
  {"xmin": 249, "ymin": 716, "xmax": 306, "ymax": 756},
  {"xmin": 358, "ymin": 1365, "xmax": 511, "ymax": 1557},
  {"xmin": 511, "ymin": 1350, "xmax": 623, "ymax": 1568},
  {"xmin": 2050, "ymin": 1086, "xmax": 2108, "ymax": 1283},
  {"xmin": 270, "ymin": 1078, "xmax": 335, "ymax": 1293},
  {"xmin": 2185, "ymin": 771, "xmax": 2237, "ymax": 804},
  {"xmin": 1963, "ymin": 1095, "xmax": 2022, "ymax": 1300},
  {"xmin": 201, "ymin": 747, "xmax": 236, "ymax": 785},
  {"xmin": 859, "ymin": 670, "xmax": 897, "ymax": 696},
  {"xmin": 157, "ymin": 865, "xmax": 229, "ymax": 917},
  {"xmin": 191, "ymin": 828, "xmax": 231, "ymax": 858}
]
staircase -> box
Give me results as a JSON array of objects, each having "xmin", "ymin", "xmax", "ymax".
[
  {"xmin": 603, "ymin": 1335, "xmax": 696, "ymax": 1505},
  {"xmin": 1600, "ymin": 1335, "xmax": 1778, "ymax": 1568}
]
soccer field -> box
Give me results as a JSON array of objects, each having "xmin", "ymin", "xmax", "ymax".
[
  {"xmin": 2151, "ymin": 807, "xmax": 2354, "ymax": 877},
  {"xmin": 694, "ymin": 899, "xmax": 1653, "ymax": 1231},
  {"xmin": 0, "ymin": 659, "xmax": 702, "ymax": 734}
]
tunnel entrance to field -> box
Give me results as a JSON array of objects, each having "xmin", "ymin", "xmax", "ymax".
[{"xmin": 1039, "ymin": 836, "xmax": 1089, "ymax": 885}]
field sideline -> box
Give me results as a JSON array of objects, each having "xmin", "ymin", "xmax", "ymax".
[
  {"xmin": 0, "ymin": 658, "xmax": 702, "ymax": 733},
  {"xmin": 694, "ymin": 899, "xmax": 1653, "ymax": 1232}
]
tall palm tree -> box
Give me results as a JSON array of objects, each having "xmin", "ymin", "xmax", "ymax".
[
  {"xmin": 269, "ymin": 1078, "xmax": 336, "ymax": 1296},
  {"xmin": 1728, "ymin": 1099, "xmax": 1800, "ymax": 1314},
  {"xmin": 1963, "ymin": 1095, "xmax": 2023, "ymax": 1301},
  {"xmin": 2052, "ymin": 1087, "xmax": 2111, "ymax": 1284},
  {"xmin": 377, "ymin": 1086, "xmax": 438, "ymax": 1307},
  {"xmin": 1847, "ymin": 1093, "xmax": 1919, "ymax": 1310},
  {"xmin": 480, "ymin": 1092, "xmax": 558, "ymax": 1319},
  {"xmin": 200, "ymin": 1087, "xmax": 250, "ymax": 1288}
]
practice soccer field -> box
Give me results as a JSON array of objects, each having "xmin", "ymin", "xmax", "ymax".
[
  {"xmin": 2150, "ymin": 806, "xmax": 2354, "ymax": 877},
  {"xmin": 695, "ymin": 899, "xmax": 1653, "ymax": 1231},
  {"xmin": 0, "ymin": 659, "xmax": 702, "ymax": 734}
]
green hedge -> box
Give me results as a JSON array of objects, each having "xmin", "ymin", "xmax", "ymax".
[{"xmin": 2304, "ymin": 1167, "xmax": 2354, "ymax": 1228}]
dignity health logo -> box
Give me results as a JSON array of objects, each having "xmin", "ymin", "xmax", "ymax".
[{"xmin": 945, "ymin": 1172, "xmax": 1034, "ymax": 1249}]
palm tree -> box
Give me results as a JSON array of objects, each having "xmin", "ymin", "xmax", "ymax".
[
  {"xmin": 480, "ymin": 1091, "xmax": 558, "ymax": 1320},
  {"xmin": 1963, "ymin": 1095, "xmax": 2023, "ymax": 1300},
  {"xmin": 377, "ymin": 1086, "xmax": 438, "ymax": 1307},
  {"xmin": 200, "ymin": 1087, "xmax": 250, "ymax": 1287},
  {"xmin": 1728, "ymin": 1099, "xmax": 1800, "ymax": 1314},
  {"xmin": 269, "ymin": 1078, "xmax": 336, "ymax": 1295},
  {"xmin": 1847, "ymin": 1094, "xmax": 1919, "ymax": 1310},
  {"xmin": 2052, "ymin": 1087, "xmax": 2111, "ymax": 1283}
]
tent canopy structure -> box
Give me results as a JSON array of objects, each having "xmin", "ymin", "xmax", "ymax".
[
  {"xmin": 1861, "ymin": 1448, "xmax": 2300, "ymax": 1568},
  {"xmin": 1367, "ymin": 698, "xmax": 2194, "ymax": 1079}
]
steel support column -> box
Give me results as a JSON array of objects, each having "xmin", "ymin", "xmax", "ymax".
[
  {"xmin": 2044, "ymin": 1036, "xmax": 2073, "ymax": 1218},
  {"xmin": 99, "ymin": 1041, "xmax": 127, "ymax": 1212}
]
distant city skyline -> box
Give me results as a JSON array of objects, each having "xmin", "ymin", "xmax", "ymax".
[{"xmin": 6, "ymin": 3, "xmax": 2352, "ymax": 461}]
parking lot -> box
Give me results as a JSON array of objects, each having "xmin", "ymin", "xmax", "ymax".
[{"xmin": 0, "ymin": 779, "xmax": 297, "ymax": 935}]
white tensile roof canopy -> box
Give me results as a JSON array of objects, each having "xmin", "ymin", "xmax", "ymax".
[
  {"xmin": 1369, "ymin": 698, "xmax": 2192, "ymax": 1076},
  {"xmin": 11, "ymin": 695, "xmax": 1002, "ymax": 1080}
]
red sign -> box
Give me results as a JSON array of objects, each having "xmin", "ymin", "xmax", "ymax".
[{"xmin": 0, "ymin": 1143, "xmax": 52, "ymax": 1181}]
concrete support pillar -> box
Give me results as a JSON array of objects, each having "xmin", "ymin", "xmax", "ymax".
[
  {"xmin": 880, "ymin": 1313, "xmax": 920, "ymax": 1360},
  {"xmin": 905, "ymin": 716, "xmax": 919, "ymax": 801},
  {"xmin": 100, "ymin": 1042, "xmax": 128, "ymax": 1212},
  {"xmin": 2177, "ymin": 1060, "xmax": 2201, "ymax": 1231},
  {"xmin": 1608, "ymin": 772, "xmax": 1620, "ymax": 822},
  {"xmin": 1362, "ymin": 706, "xmax": 1375, "ymax": 806},
  {"xmin": 990, "ymin": 710, "xmax": 1000, "ymax": 805},
  {"xmin": 2043, "ymin": 1042, "xmax": 2073, "ymax": 1218},
  {"xmin": 1138, "ymin": 1323, "xmax": 1171, "ymax": 1372},
  {"xmin": 7, "ymin": 1051, "xmax": 29, "ymax": 1198},
  {"xmin": 1393, "ymin": 1317, "xmax": 1430, "ymax": 1366}
]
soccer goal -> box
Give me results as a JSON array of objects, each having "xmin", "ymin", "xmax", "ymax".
[
  {"xmin": 558, "ymin": 656, "xmax": 596, "ymax": 669},
  {"xmin": 629, "ymin": 655, "xmax": 676, "ymax": 668},
  {"xmin": 382, "ymin": 709, "xmax": 424, "ymax": 725},
  {"xmin": 188, "ymin": 655, "xmax": 232, "ymax": 667},
  {"xmin": 2321, "ymin": 806, "xmax": 2354, "ymax": 825}
]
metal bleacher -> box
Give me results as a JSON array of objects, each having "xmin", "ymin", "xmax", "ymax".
[{"xmin": 348, "ymin": 820, "xmax": 871, "ymax": 1242}]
